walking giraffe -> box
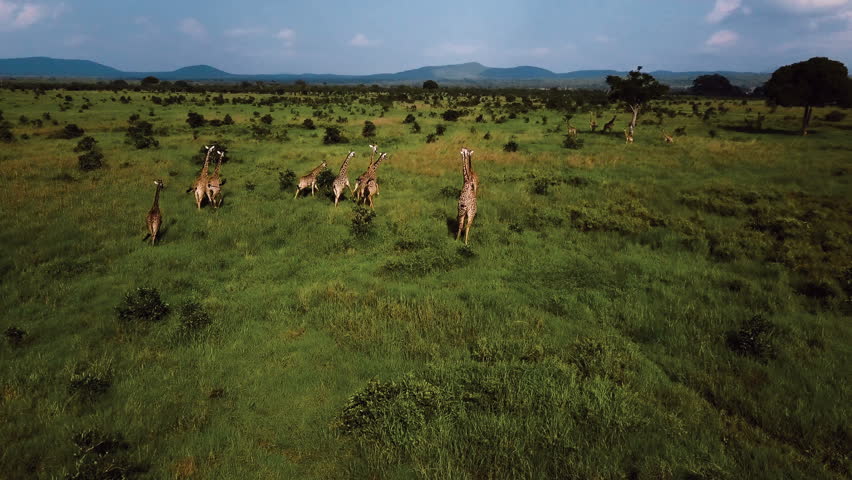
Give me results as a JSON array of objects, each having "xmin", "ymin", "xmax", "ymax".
[
  {"xmin": 186, "ymin": 145, "xmax": 215, "ymax": 209},
  {"xmin": 143, "ymin": 179, "xmax": 165, "ymax": 245},
  {"xmin": 294, "ymin": 159, "xmax": 328, "ymax": 198},
  {"xmin": 354, "ymin": 144, "xmax": 378, "ymax": 202},
  {"xmin": 362, "ymin": 152, "xmax": 387, "ymax": 208},
  {"xmin": 461, "ymin": 147, "xmax": 479, "ymax": 195},
  {"xmin": 456, "ymin": 148, "xmax": 478, "ymax": 245},
  {"xmin": 206, "ymin": 149, "xmax": 225, "ymax": 208},
  {"xmin": 332, "ymin": 151, "xmax": 355, "ymax": 206},
  {"xmin": 602, "ymin": 115, "xmax": 617, "ymax": 133}
]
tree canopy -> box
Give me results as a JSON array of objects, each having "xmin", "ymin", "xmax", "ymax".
[
  {"xmin": 764, "ymin": 57, "xmax": 851, "ymax": 108},
  {"xmin": 763, "ymin": 57, "xmax": 852, "ymax": 134},
  {"xmin": 605, "ymin": 67, "xmax": 669, "ymax": 135},
  {"xmin": 690, "ymin": 74, "xmax": 743, "ymax": 97},
  {"xmin": 422, "ymin": 80, "xmax": 439, "ymax": 90}
]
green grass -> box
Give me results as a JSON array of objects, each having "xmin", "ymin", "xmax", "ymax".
[{"xmin": 1, "ymin": 87, "xmax": 850, "ymax": 479}]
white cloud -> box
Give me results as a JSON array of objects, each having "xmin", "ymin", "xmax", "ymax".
[
  {"xmin": 705, "ymin": 29, "xmax": 740, "ymax": 47},
  {"xmin": 0, "ymin": 0, "xmax": 64, "ymax": 30},
  {"xmin": 593, "ymin": 34, "xmax": 613, "ymax": 43},
  {"xmin": 707, "ymin": 0, "xmax": 743, "ymax": 23},
  {"xmin": 772, "ymin": 0, "xmax": 848, "ymax": 12},
  {"xmin": 276, "ymin": 28, "xmax": 295, "ymax": 47},
  {"xmin": 179, "ymin": 17, "xmax": 207, "ymax": 40},
  {"xmin": 350, "ymin": 33, "xmax": 379, "ymax": 47},
  {"xmin": 424, "ymin": 42, "xmax": 480, "ymax": 57},
  {"xmin": 225, "ymin": 26, "xmax": 266, "ymax": 38}
]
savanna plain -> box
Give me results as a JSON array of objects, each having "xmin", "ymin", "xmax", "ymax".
[{"xmin": 0, "ymin": 84, "xmax": 850, "ymax": 479}]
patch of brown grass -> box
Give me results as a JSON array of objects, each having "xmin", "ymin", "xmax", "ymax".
[{"xmin": 172, "ymin": 456, "xmax": 197, "ymax": 479}]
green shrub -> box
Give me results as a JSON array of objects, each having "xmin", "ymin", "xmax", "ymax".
[
  {"xmin": 323, "ymin": 126, "xmax": 348, "ymax": 144},
  {"xmin": 178, "ymin": 302, "xmax": 212, "ymax": 338},
  {"xmin": 351, "ymin": 204, "xmax": 376, "ymax": 237},
  {"xmin": 54, "ymin": 123, "xmax": 85, "ymax": 139},
  {"xmin": 116, "ymin": 287, "xmax": 169, "ymax": 324},
  {"xmin": 503, "ymin": 140, "xmax": 519, "ymax": 152},
  {"xmin": 3, "ymin": 326, "xmax": 27, "ymax": 347},
  {"xmin": 67, "ymin": 430, "xmax": 145, "ymax": 479},
  {"xmin": 302, "ymin": 118, "xmax": 316, "ymax": 130},
  {"xmin": 73, "ymin": 136, "xmax": 97, "ymax": 153},
  {"xmin": 403, "ymin": 113, "xmax": 416, "ymax": 124},
  {"xmin": 316, "ymin": 169, "xmax": 335, "ymax": 190},
  {"xmin": 186, "ymin": 111, "xmax": 206, "ymax": 128},
  {"xmin": 278, "ymin": 169, "xmax": 296, "ymax": 191},
  {"xmin": 68, "ymin": 372, "xmax": 111, "ymax": 400},
  {"xmin": 125, "ymin": 121, "xmax": 159, "ymax": 149},
  {"xmin": 562, "ymin": 134, "xmax": 584, "ymax": 149},
  {"xmin": 441, "ymin": 109, "xmax": 463, "ymax": 121},
  {"xmin": 362, "ymin": 120, "xmax": 377, "ymax": 138},
  {"xmin": 727, "ymin": 314, "xmax": 777, "ymax": 362},
  {"xmin": 425, "ymin": 133, "xmax": 438, "ymax": 143},
  {"xmin": 78, "ymin": 151, "xmax": 104, "ymax": 171}
]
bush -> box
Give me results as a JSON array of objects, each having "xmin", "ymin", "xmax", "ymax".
[
  {"xmin": 503, "ymin": 140, "xmax": 519, "ymax": 152},
  {"xmin": 125, "ymin": 121, "xmax": 159, "ymax": 149},
  {"xmin": 422, "ymin": 80, "xmax": 439, "ymax": 90},
  {"xmin": 302, "ymin": 118, "xmax": 316, "ymax": 130},
  {"xmin": 323, "ymin": 126, "xmax": 348, "ymax": 144},
  {"xmin": 483, "ymin": 132, "xmax": 491, "ymax": 140},
  {"xmin": 532, "ymin": 178, "xmax": 550, "ymax": 195},
  {"xmin": 316, "ymin": 169, "xmax": 335, "ymax": 190},
  {"xmin": 68, "ymin": 371, "xmax": 111, "ymax": 400},
  {"xmin": 78, "ymin": 151, "xmax": 104, "ymax": 171},
  {"xmin": 441, "ymin": 109, "xmax": 463, "ymax": 121},
  {"xmin": 410, "ymin": 121, "xmax": 421, "ymax": 133},
  {"xmin": 223, "ymin": 114, "xmax": 234, "ymax": 125},
  {"xmin": 3, "ymin": 326, "xmax": 27, "ymax": 347},
  {"xmin": 260, "ymin": 114, "xmax": 273, "ymax": 125},
  {"xmin": 435, "ymin": 124, "xmax": 447, "ymax": 136},
  {"xmin": 822, "ymin": 110, "xmax": 846, "ymax": 122},
  {"xmin": 362, "ymin": 120, "xmax": 377, "ymax": 138},
  {"xmin": 178, "ymin": 302, "xmax": 212, "ymax": 338},
  {"xmin": 73, "ymin": 136, "xmax": 98, "ymax": 153},
  {"xmin": 191, "ymin": 141, "xmax": 231, "ymax": 166},
  {"xmin": 726, "ymin": 314, "xmax": 777, "ymax": 362},
  {"xmin": 351, "ymin": 204, "xmax": 376, "ymax": 237},
  {"xmin": 186, "ymin": 111, "xmax": 206, "ymax": 128},
  {"xmin": 116, "ymin": 287, "xmax": 169, "ymax": 324},
  {"xmin": 278, "ymin": 169, "xmax": 296, "ymax": 191},
  {"xmin": 0, "ymin": 123, "xmax": 15, "ymax": 143},
  {"xmin": 425, "ymin": 133, "xmax": 438, "ymax": 143},
  {"xmin": 56, "ymin": 123, "xmax": 85, "ymax": 139},
  {"xmin": 562, "ymin": 134, "xmax": 584, "ymax": 150},
  {"xmin": 403, "ymin": 113, "xmax": 416, "ymax": 124},
  {"xmin": 67, "ymin": 430, "xmax": 145, "ymax": 479}
]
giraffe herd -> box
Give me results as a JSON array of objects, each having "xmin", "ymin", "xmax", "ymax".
[
  {"xmin": 146, "ymin": 143, "xmax": 480, "ymax": 245},
  {"xmin": 145, "ymin": 114, "xmax": 666, "ymax": 246}
]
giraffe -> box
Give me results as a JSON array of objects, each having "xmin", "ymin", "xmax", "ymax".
[
  {"xmin": 354, "ymin": 144, "xmax": 378, "ymax": 202},
  {"xmin": 361, "ymin": 152, "xmax": 387, "ymax": 207},
  {"xmin": 567, "ymin": 124, "xmax": 578, "ymax": 136},
  {"xmin": 186, "ymin": 145, "xmax": 215, "ymax": 209},
  {"xmin": 332, "ymin": 151, "xmax": 355, "ymax": 206},
  {"xmin": 206, "ymin": 149, "xmax": 225, "ymax": 208},
  {"xmin": 456, "ymin": 148, "xmax": 477, "ymax": 244},
  {"xmin": 589, "ymin": 112, "xmax": 598, "ymax": 132},
  {"xmin": 602, "ymin": 115, "xmax": 617, "ymax": 133},
  {"xmin": 294, "ymin": 159, "xmax": 328, "ymax": 198},
  {"xmin": 662, "ymin": 132, "xmax": 674, "ymax": 144},
  {"xmin": 624, "ymin": 129, "xmax": 634, "ymax": 144},
  {"xmin": 144, "ymin": 179, "xmax": 165, "ymax": 246},
  {"xmin": 461, "ymin": 147, "xmax": 479, "ymax": 195}
]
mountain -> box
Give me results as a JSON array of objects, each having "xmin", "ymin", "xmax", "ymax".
[{"xmin": 0, "ymin": 57, "xmax": 772, "ymax": 88}]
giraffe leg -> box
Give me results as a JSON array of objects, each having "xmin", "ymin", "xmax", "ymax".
[
  {"xmin": 464, "ymin": 214, "xmax": 474, "ymax": 244},
  {"xmin": 456, "ymin": 213, "xmax": 465, "ymax": 241}
]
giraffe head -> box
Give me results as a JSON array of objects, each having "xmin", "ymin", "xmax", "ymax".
[
  {"xmin": 348, "ymin": 151, "xmax": 356, "ymax": 159},
  {"xmin": 153, "ymin": 179, "xmax": 165, "ymax": 188},
  {"xmin": 369, "ymin": 144, "xmax": 378, "ymax": 153}
]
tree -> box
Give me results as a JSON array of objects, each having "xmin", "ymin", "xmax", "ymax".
[
  {"xmin": 141, "ymin": 76, "xmax": 159, "ymax": 86},
  {"xmin": 362, "ymin": 120, "xmax": 377, "ymax": 138},
  {"xmin": 690, "ymin": 74, "xmax": 743, "ymax": 97},
  {"xmin": 422, "ymin": 80, "xmax": 439, "ymax": 90},
  {"xmin": 763, "ymin": 57, "xmax": 852, "ymax": 135},
  {"xmin": 606, "ymin": 67, "xmax": 669, "ymax": 136}
]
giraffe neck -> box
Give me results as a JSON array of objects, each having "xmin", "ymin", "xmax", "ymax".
[
  {"xmin": 201, "ymin": 151, "xmax": 212, "ymax": 177},
  {"xmin": 152, "ymin": 184, "xmax": 162, "ymax": 209},
  {"xmin": 212, "ymin": 157, "xmax": 223, "ymax": 177}
]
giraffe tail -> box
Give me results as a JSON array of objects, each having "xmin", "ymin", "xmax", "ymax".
[
  {"xmin": 142, "ymin": 233, "xmax": 151, "ymax": 242},
  {"xmin": 185, "ymin": 187, "xmax": 194, "ymax": 193}
]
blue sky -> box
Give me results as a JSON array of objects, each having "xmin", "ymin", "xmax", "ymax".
[{"xmin": 1, "ymin": 0, "xmax": 851, "ymax": 74}]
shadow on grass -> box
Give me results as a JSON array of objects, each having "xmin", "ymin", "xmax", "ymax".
[{"xmin": 718, "ymin": 124, "xmax": 813, "ymax": 136}]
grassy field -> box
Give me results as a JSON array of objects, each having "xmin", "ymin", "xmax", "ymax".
[{"xmin": 0, "ymin": 85, "xmax": 850, "ymax": 479}]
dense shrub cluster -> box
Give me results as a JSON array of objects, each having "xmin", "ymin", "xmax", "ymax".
[
  {"xmin": 278, "ymin": 169, "xmax": 296, "ymax": 191},
  {"xmin": 75, "ymin": 136, "xmax": 104, "ymax": 171},
  {"xmin": 125, "ymin": 119, "xmax": 159, "ymax": 149},
  {"xmin": 351, "ymin": 204, "xmax": 376, "ymax": 237},
  {"xmin": 323, "ymin": 126, "xmax": 348, "ymax": 144},
  {"xmin": 115, "ymin": 287, "xmax": 170, "ymax": 324}
]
